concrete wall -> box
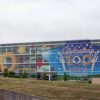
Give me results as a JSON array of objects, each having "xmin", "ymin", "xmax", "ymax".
[
  {"xmin": 0, "ymin": 89, "xmax": 42, "ymax": 100},
  {"xmin": 92, "ymin": 78, "xmax": 100, "ymax": 84}
]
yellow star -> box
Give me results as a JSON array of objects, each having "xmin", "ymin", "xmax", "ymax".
[{"xmin": 17, "ymin": 45, "xmax": 25, "ymax": 54}]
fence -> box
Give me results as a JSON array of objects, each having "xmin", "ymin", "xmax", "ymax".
[{"xmin": 0, "ymin": 89, "xmax": 42, "ymax": 100}]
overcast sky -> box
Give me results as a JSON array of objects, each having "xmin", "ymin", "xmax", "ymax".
[{"xmin": 0, "ymin": 0, "xmax": 100, "ymax": 44}]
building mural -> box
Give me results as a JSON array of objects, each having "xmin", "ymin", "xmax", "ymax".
[
  {"xmin": 42, "ymin": 40, "xmax": 100, "ymax": 76},
  {"xmin": 0, "ymin": 40, "xmax": 99, "ymax": 78}
]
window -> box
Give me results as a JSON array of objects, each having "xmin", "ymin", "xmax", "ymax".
[
  {"xmin": 1, "ymin": 47, "xmax": 6, "ymax": 53},
  {"xmin": 23, "ymin": 55, "xmax": 30, "ymax": 63},
  {"xmin": 25, "ymin": 46, "xmax": 30, "ymax": 54},
  {"xmin": 6, "ymin": 47, "xmax": 12, "ymax": 52},
  {"xmin": 30, "ymin": 56, "xmax": 36, "ymax": 63},
  {"xmin": 12, "ymin": 47, "xmax": 19, "ymax": 54}
]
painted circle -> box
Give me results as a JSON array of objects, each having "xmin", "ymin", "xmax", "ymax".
[
  {"xmin": 83, "ymin": 54, "xmax": 92, "ymax": 66},
  {"xmin": 0, "ymin": 52, "xmax": 16, "ymax": 72},
  {"xmin": 73, "ymin": 56, "xmax": 81, "ymax": 64}
]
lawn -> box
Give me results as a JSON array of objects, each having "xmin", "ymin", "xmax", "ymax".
[{"xmin": 0, "ymin": 78, "xmax": 100, "ymax": 100}]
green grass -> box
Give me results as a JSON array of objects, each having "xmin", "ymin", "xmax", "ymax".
[{"xmin": 0, "ymin": 78, "xmax": 100, "ymax": 100}]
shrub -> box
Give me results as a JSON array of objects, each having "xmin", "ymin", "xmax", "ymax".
[
  {"xmin": 3, "ymin": 68, "xmax": 8, "ymax": 77},
  {"xmin": 41, "ymin": 73, "xmax": 46, "ymax": 80},
  {"xmin": 14, "ymin": 75, "xmax": 20, "ymax": 78},
  {"xmin": 19, "ymin": 70, "xmax": 23, "ymax": 78},
  {"xmin": 88, "ymin": 79, "xmax": 92, "ymax": 84},
  {"xmin": 22, "ymin": 71, "xmax": 28, "ymax": 78},
  {"xmin": 63, "ymin": 72, "xmax": 67, "ymax": 81},
  {"xmin": 8, "ymin": 71, "xmax": 15, "ymax": 77}
]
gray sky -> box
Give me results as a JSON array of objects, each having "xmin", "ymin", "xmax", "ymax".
[{"xmin": 0, "ymin": 0, "xmax": 100, "ymax": 44}]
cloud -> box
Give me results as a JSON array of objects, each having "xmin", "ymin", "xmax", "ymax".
[{"xmin": 0, "ymin": 0, "xmax": 100, "ymax": 44}]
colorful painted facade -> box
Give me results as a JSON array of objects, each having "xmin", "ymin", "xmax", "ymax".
[{"xmin": 0, "ymin": 40, "xmax": 100, "ymax": 79}]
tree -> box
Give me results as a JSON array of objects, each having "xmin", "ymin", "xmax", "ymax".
[{"xmin": 3, "ymin": 68, "xmax": 8, "ymax": 77}]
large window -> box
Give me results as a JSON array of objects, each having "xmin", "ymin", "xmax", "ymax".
[{"xmin": 3, "ymin": 57, "xmax": 12, "ymax": 68}]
